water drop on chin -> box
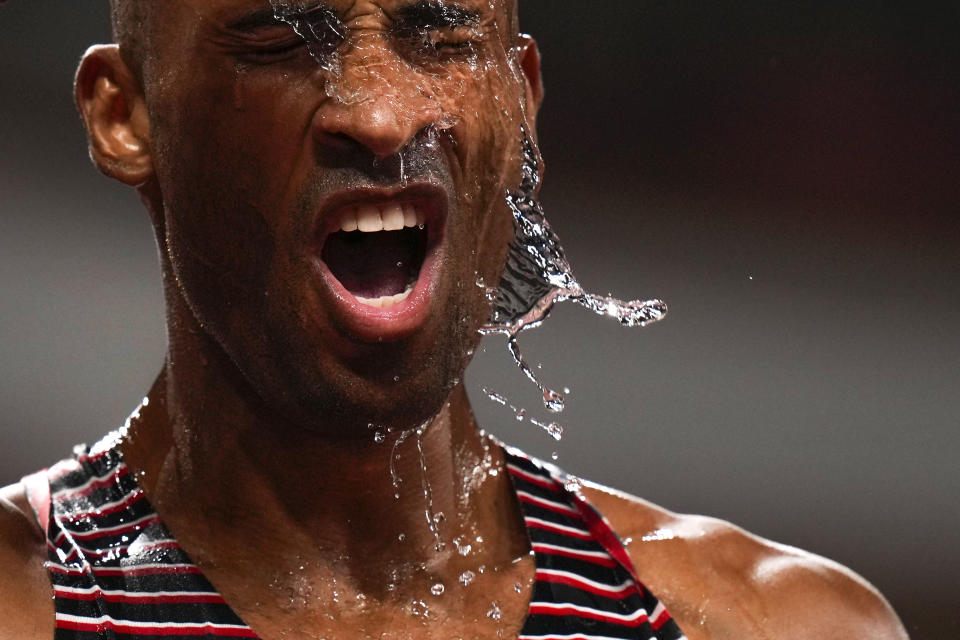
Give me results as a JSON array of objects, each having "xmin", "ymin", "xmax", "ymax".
[
  {"xmin": 430, "ymin": 583, "xmax": 445, "ymax": 596},
  {"xmin": 459, "ymin": 570, "xmax": 476, "ymax": 586},
  {"xmin": 486, "ymin": 601, "xmax": 502, "ymax": 621},
  {"xmin": 373, "ymin": 431, "xmax": 386, "ymax": 444},
  {"xmin": 551, "ymin": 451, "xmax": 559, "ymax": 461}
]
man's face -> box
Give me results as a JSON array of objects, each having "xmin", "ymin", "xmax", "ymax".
[{"xmin": 140, "ymin": 0, "xmax": 537, "ymax": 433}]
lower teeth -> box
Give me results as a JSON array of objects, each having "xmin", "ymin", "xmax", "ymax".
[{"xmin": 356, "ymin": 284, "xmax": 415, "ymax": 309}]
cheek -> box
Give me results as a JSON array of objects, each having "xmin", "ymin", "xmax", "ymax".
[
  {"xmin": 152, "ymin": 67, "xmax": 317, "ymax": 272},
  {"xmin": 151, "ymin": 77, "xmax": 318, "ymax": 340}
]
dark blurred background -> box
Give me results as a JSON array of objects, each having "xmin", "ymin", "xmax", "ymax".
[{"xmin": 1, "ymin": 0, "xmax": 957, "ymax": 635}]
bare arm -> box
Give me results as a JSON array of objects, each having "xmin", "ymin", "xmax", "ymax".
[
  {"xmin": 583, "ymin": 484, "xmax": 909, "ymax": 640},
  {"xmin": 0, "ymin": 483, "xmax": 55, "ymax": 640}
]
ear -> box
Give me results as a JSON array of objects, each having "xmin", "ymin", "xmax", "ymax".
[
  {"xmin": 517, "ymin": 34, "xmax": 544, "ymax": 124},
  {"xmin": 75, "ymin": 45, "xmax": 153, "ymax": 186}
]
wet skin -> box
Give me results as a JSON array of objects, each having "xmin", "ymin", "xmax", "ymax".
[
  {"xmin": 0, "ymin": 0, "xmax": 909, "ymax": 638},
  {"xmin": 137, "ymin": 0, "xmax": 536, "ymax": 435}
]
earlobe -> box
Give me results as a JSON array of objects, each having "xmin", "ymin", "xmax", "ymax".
[
  {"xmin": 75, "ymin": 45, "xmax": 153, "ymax": 186},
  {"xmin": 517, "ymin": 34, "xmax": 544, "ymax": 122}
]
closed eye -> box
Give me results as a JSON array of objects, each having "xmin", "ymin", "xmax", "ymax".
[{"xmin": 391, "ymin": 1, "xmax": 483, "ymax": 60}]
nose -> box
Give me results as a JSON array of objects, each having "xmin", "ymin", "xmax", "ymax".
[{"xmin": 312, "ymin": 44, "xmax": 443, "ymax": 160}]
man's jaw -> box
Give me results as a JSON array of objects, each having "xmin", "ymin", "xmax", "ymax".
[{"xmin": 313, "ymin": 184, "xmax": 448, "ymax": 342}]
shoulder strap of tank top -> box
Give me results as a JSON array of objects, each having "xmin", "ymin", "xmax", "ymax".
[{"xmin": 20, "ymin": 469, "xmax": 51, "ymax": 534}]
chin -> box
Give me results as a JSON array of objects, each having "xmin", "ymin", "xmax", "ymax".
[{"xmin": 268, "ymin": 353, "xmax": 465, "ymax": 438}]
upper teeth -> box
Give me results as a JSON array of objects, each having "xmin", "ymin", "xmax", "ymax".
[{"xmin": 340, "ymin": 203, "xmax": 425, "ymax": 233}]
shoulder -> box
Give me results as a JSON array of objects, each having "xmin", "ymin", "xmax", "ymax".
[
  {"xmin": 581, "ymin": 483, "xmax": 909, "ymax": 640},
  {"xmin": 0, "ymin": 482, "xmax": 55, "ymax": 640}
]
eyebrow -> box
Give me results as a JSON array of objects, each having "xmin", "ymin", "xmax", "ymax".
[
  {"xmin": 225, "ymin": 7, "xmax": 288, "ymax": 33},
  {"xmin": 393, "ymin": 0, "xmax": 481, "ymax": 31},
  {"xmin": 225, "ymin": 3, "xmax": 335, "ymax": 33}
]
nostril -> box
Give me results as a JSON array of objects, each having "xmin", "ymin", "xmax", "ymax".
[{"xmin": 314, "ymin": 131, "xmax": 371, "ymax": 168}]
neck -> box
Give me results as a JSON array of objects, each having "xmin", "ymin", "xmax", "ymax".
[{"xmin": 122, "ymin": 292, "xmax": 527, "ymax": 600}]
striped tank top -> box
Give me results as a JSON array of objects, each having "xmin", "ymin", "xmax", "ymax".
[{"xmin": 22, "ymin": 432, "xmax": 687, "ymax": 640}]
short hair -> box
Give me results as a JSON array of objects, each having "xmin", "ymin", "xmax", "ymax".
[{"xmin": 108, "ymin": 0, "xmax": 149, "ymax": 80}]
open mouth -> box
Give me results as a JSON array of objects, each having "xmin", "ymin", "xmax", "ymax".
[{"xmin": 318, "ymin": 196, "xmax": 441, "ymax": 310}]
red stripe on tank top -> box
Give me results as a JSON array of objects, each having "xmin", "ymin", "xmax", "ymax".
[
  {"xmin": 55, "ymin": 618, "xmax": 259, "ymax": 638},
  {"xmin": 527, "ymin": 603, "xmax": 651, "ymax": 627},
  {"xmin": 55, "ymin": 586, "xmax": 226, "ymax": 605},
  {"xmin": 535, "ymin": 569, "xmax": 640, "ymax": 599},
  {"xmin": 530, "ymin": 543, "xmax": 618, "ymax": 568},
  {"xmin": 506, "ymin": 464, "xmax": 562, "ymax": 492}
]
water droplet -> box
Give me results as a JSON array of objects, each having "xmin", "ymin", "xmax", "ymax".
[
  {"xmin": 486, "ymin": 601, "xmax": 502, "ymax": 621},
  {"xmin": 454, "ymin": 536, "xmax": 472, "ymax": 556},
  {"xmin": 551, "ymin": 451, "xmax": 559, "ymax": 461},
  {"xmin": 484, "ymin": 389, "xmax": 508, "ymax": 406},
  {"xmin": 410, "ymin": 599, "xmax": 429, "ymax": 617},
  {"xmin": 543, "ymin": 388, "xmax": 565, "ymax": 413},
  {"xmin": 373, "ymin": 431, "xmax": 386, "ymax": 444},
  {"xmin": 563, "ymin": 475, "xmax": 582, "ymax": 492},
  {"xmin": 531, "ymin": 418, "xmax": 563, "ymax": 441},
  {"xmin": 398, "ymin": 532, "xmax": 406, "ymax": 542},
  {"xmin": 459, "ymin": 570, "xmax": 476, "ymax": 586},
  {"xmin": 513, "ymin": 582, "xmax": 522, "ymax": 593},
  {"xmin": 393, "ymin": 375, "xmax": 400, "ymax": 382},
  {"xmin": 430, "ymin": 583, "xmax": 445, "ymax": 596}
]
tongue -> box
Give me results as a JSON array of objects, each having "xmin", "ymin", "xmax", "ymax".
[{"xmin": 321, "ymin": 228, "xmax": 424, "ymax": 299}]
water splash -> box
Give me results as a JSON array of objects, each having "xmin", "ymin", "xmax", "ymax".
[{"xmin": 481, "ymin": 128, "xmax": 667, "ymax": 414}]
